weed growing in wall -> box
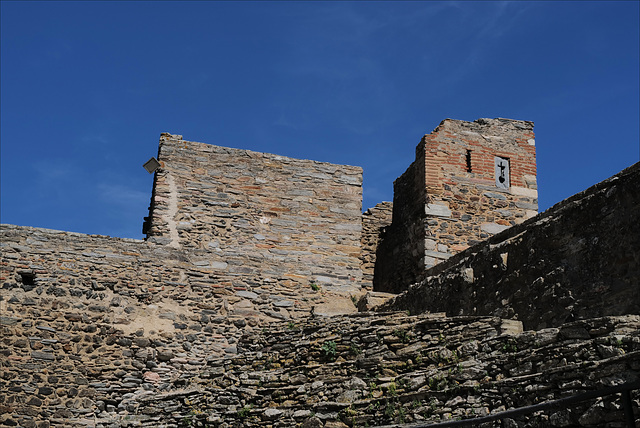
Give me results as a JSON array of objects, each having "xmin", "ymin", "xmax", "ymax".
[
  {"xmin": 393, "ymin": 328, "xmax": 410, "ymax": 343},
  {"xmin": 384, "ymin": 400, "xmax": 396, "ymax": 419},
  {"xmin": 339, "ymin": 405, "xmax": 358, "ymax": 426},
  {"xmin": 349, "ymin": 343, "xmax": 362, "ymax": 356},
  {"xmin": 502, "ymin": 338, "xmax": 518, "ymax": 353},
  {"xmin": 237, "ymin": 405, "xmax": 252, "ymax": 418},
  {"xmin": 320, "ymin": 340, "xmax": 337, "ymax": 361},
  {"xmin": 397, "ymin": 406, "xmax": 406, "ymax": 423},
  {"xmin": 387, "ymin": 382, "xmax": 397, "ymax": 396}
]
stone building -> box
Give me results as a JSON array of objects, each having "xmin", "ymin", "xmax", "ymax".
[
  {"xmin": 139, "ymin": 119, "xmax": 539, "ymax": 296},
  {"xmin": 1, "ymin": 118, "xmax": 638, "ymax": 427},
  {"xmin": 374, "ymin": 118, "xmax": 538, "ymax": 293}
]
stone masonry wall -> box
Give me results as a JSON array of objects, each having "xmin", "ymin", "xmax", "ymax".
[
  {"xmin": 376, "ymin": 118, "xmax": 538, "ymax": 294},
  {"xmin": 5, "ymin": 221, "xmax": 636, "ymax": 427},
  {"xmin": 126, "ymin": 313, "xmax": 639, "ymax": 427},
  {"xmin": 2, "ymin": 126, "xmax": 638, "ymax": 428},
  {"xmin": 0, "ymin": 223, "xmax": 345, "ymax": 427},
  {"xmin": 4, "ymin": 307, "xmax": 635, "ymax": 427},
  {"xmin": 145, "ymin": 133, "xmax": 364, "ymax": 292},
  {"xmin": 373, "ymin": 147, "xmax": 427, "ymax": 293},
  {"xmin": 378, "ymin": 162, "xmax": 640, "ymax": 331},
  {"xmin": 360, "ymin": 202, "xmax": 393, "ymax": 288}
]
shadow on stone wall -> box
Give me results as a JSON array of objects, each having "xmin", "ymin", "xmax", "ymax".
[{"xmin": 378, "ymin": 162, "xmax": 640, "ymax": 331}]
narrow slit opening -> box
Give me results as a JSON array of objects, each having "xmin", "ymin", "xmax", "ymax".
[{"xmin": 466, "ymin": 150, "xmax": 472, "ymax": 172}]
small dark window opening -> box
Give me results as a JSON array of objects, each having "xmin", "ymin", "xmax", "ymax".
[
  {"xmin": 466, "ymin": 150, "xmax": 472, "ymax": 172},
  {"xmin": 20, "ymin": 272, "xmax": 35, "ymax": 286}
]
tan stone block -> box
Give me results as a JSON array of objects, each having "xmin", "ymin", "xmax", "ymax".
[
  {"xmin": 313, "ymin": 295, "xmax": 357, "ymax": 316},
  {"xmin": 510, "ymin": 186, "xmax": 538, "ymax": 198}
]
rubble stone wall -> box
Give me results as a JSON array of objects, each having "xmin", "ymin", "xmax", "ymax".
[
  {"xmin": 3, "ymin": 291, "xmax": 637, "ymax": 427},
  {"xmin": 375, "ymin": 118, "xmax": 538, "ymax": 294},
  {"xmin": 378, "ymin": 162, "xmax": 640, "ymax": 331},
  {"xmin": 128, "ymin": 313, "xmax": 639, "ymax": 427},
  {"xmin": 145, "ymin": 133, "xmax": 364, "ymax": 292},
  {"xmin": 0, "ymin": 224, "xmax": 339, "ymax": 428},
  {"xmin": 360, "ymin": 202, "xmax": 393, "ymax": 288},
  {"xmin": 1, "ymin": 124, "xmax": 638, "ymax": 428}
]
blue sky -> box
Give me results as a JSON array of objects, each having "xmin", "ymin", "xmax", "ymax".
[{"xmin": 1, "ymin": 1, "xmax": 638, "ymax": 239}]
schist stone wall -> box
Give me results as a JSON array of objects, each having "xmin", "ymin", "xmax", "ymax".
[
  {"xmin": 375, "ymin": 118, "xmax": 538, "ymax": 294},
  {"xmin": 377, "ymin": 162, "xmax": 640, "ymax": 331},
  {"xmin": 360, "ymin": 202, "xmax": 393, "ymax": 288},
  {"xmin": 144, "ymin": 133, "xmax": 363, "ymax": 292},
  {"xmin": 1, "ymin": 122, "xmax": 639, "ymax": 427},
  {"xmin": 0, "ymin": 220, "xmax": 360, "ymax": 428}
]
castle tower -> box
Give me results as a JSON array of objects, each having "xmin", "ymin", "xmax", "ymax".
[{"xmin": 375, "ymin": 118, "xmax": 537, "ymax": 293}]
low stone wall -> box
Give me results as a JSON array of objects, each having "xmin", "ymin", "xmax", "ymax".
[
  {"xmin": 378, "ymin": 162, "xmax": 640, "ymax": 331},
  {"xmin": 4, "ymin": 309, "xmax": 635, "ymax": 427},
  {"xmin": 0, "ymin": 224, "xmax": 334, "ymax": 325}
]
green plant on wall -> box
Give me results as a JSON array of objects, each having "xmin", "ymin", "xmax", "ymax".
[
  {"xmin": 237, "ymin": 405, "xmax": 252, "ymax": 418},
  {"xmin": 429, "ymin": 398, "xmax": 438, "ymax": 413},
  {"xmin": 339, "ymin": 405, "xmax": 358, "ymax": 426},
  {"xmin": 397, "ymin": 406, "xmax": 406, "ymax": 423},
  {"xmin": 393, "ymin": 328, "xmax": 410, "ymax": 343},
  {"xmin": 384, "ymin": 401, "xmax": 396, "ymax": 419},
  {"xmin": 349, "ymin": 343, "xmax": 362, "ymax": 356},
  {"xmin": 321, "ymin": 340, "xmax": 337, "ymax": 361},
  {"xmin": 502, "ymin": 338, "xmax": 518, "ymax": 353},
  {"xmin": 368, "ymin": 381, "xmax": 380, "ymax": 398},
  {"xmin": 387, "ymin": 382, "xmax": 397, "ymax": 396}
]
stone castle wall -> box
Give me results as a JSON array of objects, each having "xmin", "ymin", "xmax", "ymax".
[
  {"xmin": 378, "ymin": 162, "xmax": 640, "ymax": 331},
  {"xmin": 1, "ymin": 121, "xmax": 638, "ymax": 427},
  {"xmin": 0, "ymin": 223, "xmax": 343, "ymax": 428},
  {"xmin": 145, "ymin": 133, "xmax": 364, "ymax": 292},
  {"xmin": 360, "ymin": 202, "xmax": 393, "ymax": 288},
  {"xmin": 2, "ymin": 290, "xmax": 636, "ymax": 427},
  {"xmin": 375, "ymin": 118, "xmax": 538, "ymax": 293},
  {"xmin": 130, "ymin": 313, "xmax": 640, "ymax": 427}
]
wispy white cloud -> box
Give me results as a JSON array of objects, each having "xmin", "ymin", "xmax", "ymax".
[
  {"xmin": 98, "ymin": 183, "xmax": 149, "ymax": 207},
  {"xmin": 434, "ymin": 2, "xmax": 532, "ymax": 87},
  {"xmin": 274, "ymin": 113, "xmax": 309, "ymax": 131},
  {"xmin": 32, "ymin": 159, "xmax": 78, "ymax": 182}
]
